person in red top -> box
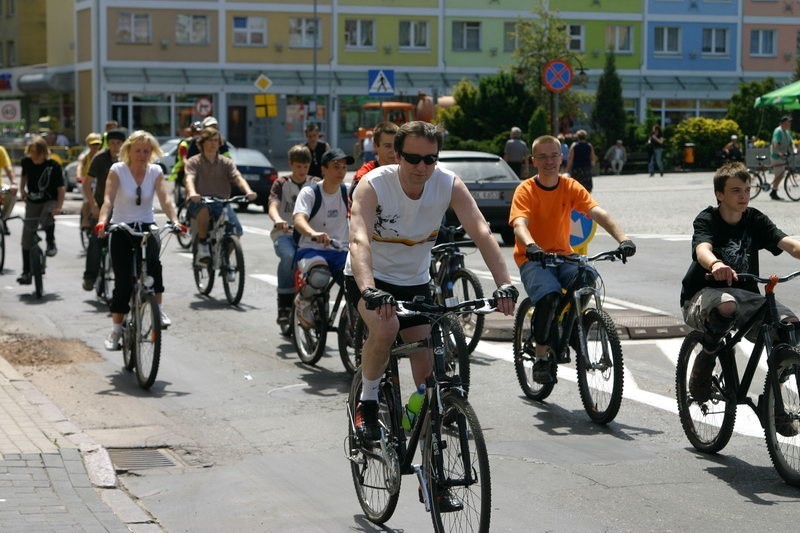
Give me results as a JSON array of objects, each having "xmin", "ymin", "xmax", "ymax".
[
  {"xmin": 509, "ymin": 134, "xmax": 636, "ymax": 384},
  {"xmin": 348, "ymin": 121, "xmax": 399, "ymax": 200}
]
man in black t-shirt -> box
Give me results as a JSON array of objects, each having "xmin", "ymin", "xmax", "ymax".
[{"xmin": 681, "ymin": 163, "xmax": 800, "ymax": 413}]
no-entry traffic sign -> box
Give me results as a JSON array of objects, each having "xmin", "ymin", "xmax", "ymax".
[
  {"xmin": 194, "ymin": 97, "xmax": 213, "ymax": 117},
  {"xmin": 542, "ymin": 59, "xmax": 573, "ymax": 94}
]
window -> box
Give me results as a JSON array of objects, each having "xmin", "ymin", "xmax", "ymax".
[
  {"xmin": 6, "ymin": 40, "xmax": 13, "ymax": 66},
  {"xmin": 289, "ymin": 17, "xmax": 320, "ymax": 48},
  {"xmin": 702, "ymin": 27, "xmax": 728, "ymax": 55},
  {"xmin": 117, "ymin": 12, "xmax": 150, "ymax": 44},
  {"xmin": 606, "ymin": 25, "xmax": 632, "ymax": 54},
  {"xmin": 654, "ymin": 27, "xmax": 680, "ymax": 54},
  {"xmin": 503, "ymin": 22, "xmax": 517, "ymax": 52},
  {"xmin": 6, "ymin": 0, "xmax": 13, "ymax": 17},
  {"xmin": 399, "ymin": 20, "xmax": 428, "ymax": 50},
  {"xmin": 233, "ymin": 16, "xmax": 267, "ymax": 46},
  {"xmin": 452, "ymin": 21, "xmax": 480, "ymax": 52},
  {"xmin": 344, "ymin": 19, "xmax": 374, "ymax": 49},
  {"xmin": 568, "ymin": 24, "xmax": 584, "ymax": 53},
  {"xmin": 176, "ymin": 14, "xmax": 209, "ymax": 45},
  {"xmin": 751, "ymin": 29, "xmax": 776, "ymax": 57}
]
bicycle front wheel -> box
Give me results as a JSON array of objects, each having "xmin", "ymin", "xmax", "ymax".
[
  {"xmin": 449, "ymin": 269, "xmax": 485, "ymax": 354},
  {"xmin": 749, "ymin": 171, "xmax": 764, "ymax": 199},
  {"xmin": 346, "ymin": 369, "xmax": 401, "ymax": 524},
  {"xmin": 675, "ymin": 331, "xmax": 737, "ymax": 453},
  {"xmin": 576, "ymin": 309, "xmax": 624, "ymax": 424},
  {"xmin": 30, "ymin": 246, "xmax": 44, "ymax": 298},
  {"xmin": 175, "ymin": 204, "xmax": 191, "ymax": 249},
  {"xmin": 121, "ymin": 313, "xmax": 136, "ymax": 372},
  {"xmin": 292, "ymin": 297, "xmax": 327, "ymax": 365},
  {"xmin": 784, "ymin": 172, "xmax": 800, "ymax": 201},
  {"xmin": 439, "ymin": 317, "xmax": 470, "ymax": 394},
  {"xmin": 764, "ymin": 345, "xmax": 800, "ymax": 486},
  {"xmin": 192, "ymin": 239, "xmax": 214, "ymax": 295},
  {"xmin": 512, "ymin": 298, "xmax": 555, "ymax": 401},
  {"xmin": 427, "ymin": 392, "xmax": 491, "ymax": 533},
  {"xmin": 221, "ymin": 236, "xmax": 245, "ymax": 305},
  {"xmin": 338, "ymin": 302, "xmax": 361, "ymax": 375},
  {"xmin": 134, "ymin": 292, "xmax": 162, "ymax": 389},
  {"xmin": 96, "ymin": 247, "xmax": 113, "ymax": 305},
  {"xmin": 79, "ymin": 225, "xmax": 89, "ymax": 251}
]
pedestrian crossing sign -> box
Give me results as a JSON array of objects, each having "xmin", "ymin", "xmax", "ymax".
[{"xmin": 368, "ymin": 69, "xmax": 395, "ymax": 96}]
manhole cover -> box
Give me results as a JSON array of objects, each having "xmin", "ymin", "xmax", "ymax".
[{"xmin": 107, "ymin": 448, "xmax": 177, "ymax": 470}]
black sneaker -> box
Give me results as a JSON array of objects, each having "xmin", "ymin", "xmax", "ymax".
[
  {"xmin": 46, "ymin": 242, "xmax": 57, "ymax": 257},
  {"xmin": 82, "ymin": 278, "xmax": 94, "ymax": 291},
  {"xmin": 16, "ymin": 272, "xmax": 32, "ymax": 285},
  {"xmin": 354, "ymin": 400, "xmax": 381, "ymax": 441},
  {"xmin": 532, "ymin": 358, "xmax": 556, "ymax": 384},
  {"xmin": 432, "ymin": 486, "xmax": 464, "ymax": 513},
  {"xmin": 277, "ymin": 306, "xmax": 291, "ymax": 325},
  {"xmin": 689, "ymin": 351, "xmax": 717, "ymax": 403},
  {"xmin": 771, "ymin": 189, "xmax": 784, "ymax": 201}
]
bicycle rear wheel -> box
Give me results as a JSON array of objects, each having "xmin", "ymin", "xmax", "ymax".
[
  {"xmin": 449, "ymin": 269, "xmax": 485, "ymax": 354},
  {"xmin": 30, "ymin": 246, "xmax": 44, "ymax": 298},
  {"xmin": 749, "ymin": 171, "xmax": 764, "ymax": 199},
  {"xmin": 338, "ymin": 302, "xmax": 361, "ymax": 375},
  {"xmin": 134, "ymin": 292, "xmax": 162, "ymax": 389},
  {"xmin": 121, "ymin": 313, "xmax": 136, "ymax": 372},
  {"xmin": 784, "ymin": 172, "xmax": 800, "ymax": 201},
  {"xmin": 764, "ymin": 345, "xmax": 800, "ymax": 486},
  {"xmin": 175, "ymin": 204, "xmax": 191, "ymax": 249},
  {"xmin": 79, "ymin": 225, "xmax": 90, "ymax": 251},
  {"xmin": 675, "ymin": 331, "xmax": 737, "ymax": 453},
  {"xmin": 346, "ymin": 369, "xmax": 401, "ymax": 524},
  {"xmin": 427, "ymin": 392, "xmax": 491, "ymax": 533},
  {"xmin": 292, "ymin": 297, "xmax": 327, "ymax": 365},
  {"xmin": 576, "ymin": 309, "xmax": 624, "ymax": 424},
  {"xmin": 192, "ymin": 239, "xmax": 214, "ymax": 295},
  {"xmin": 221, "ymin": 236, "xmax": 245, "ymax": 305},
  {"xmin": 512, "ymin": 298, "xmax": 555, "ymax": 401},
  {"xmin": 0, "ymin": 218, "xmax": 5, "ymax": 273}
]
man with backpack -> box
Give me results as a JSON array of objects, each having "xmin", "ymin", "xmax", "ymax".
[{"xmin": 292, "ymin": 148, "xmax": 352, "ymax": 327}]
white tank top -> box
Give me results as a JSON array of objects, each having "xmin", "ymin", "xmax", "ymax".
[
  {"xmin": 345, "ymin": 164, "xmax": 454, "ymax": 285},
  {"xmin": 109, "ymin": 162, "xmax": 160, "ymax": 224}
]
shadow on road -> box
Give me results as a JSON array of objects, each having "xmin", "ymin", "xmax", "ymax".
[
  {"xmin": 693, "ymin": 450, "xmax": 800, "ymax": 504},
  {"xmin": 98, "ymin": 369, "xmax": 192, "ymax": 398}
]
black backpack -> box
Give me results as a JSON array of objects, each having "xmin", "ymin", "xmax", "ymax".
[{"xmin": 293, "ymin": 182, "xmax": 349, "ymax": 245}]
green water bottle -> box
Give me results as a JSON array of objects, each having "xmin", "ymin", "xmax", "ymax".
[{"xmin": 402, "ymin": 384, "xmax": 427, "ymax": 431}]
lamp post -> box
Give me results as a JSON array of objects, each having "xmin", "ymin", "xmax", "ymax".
[{"xmin": 310, "ymin": 0, "xmax": 318, "ymax": 120}]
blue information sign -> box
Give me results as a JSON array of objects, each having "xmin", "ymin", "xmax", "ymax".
[{"xmin": 570, "ymin": 210, "xmax": 597, "ymax": 249}]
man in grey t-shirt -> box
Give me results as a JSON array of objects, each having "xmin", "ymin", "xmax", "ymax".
[{"xmin": 503, "ymin": 126, "xmax": 530, "ymax": 179}]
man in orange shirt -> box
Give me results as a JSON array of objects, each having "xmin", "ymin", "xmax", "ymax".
[{"xmin": 509, "ymin": 135, "xmax": 636, "ymax": 384}]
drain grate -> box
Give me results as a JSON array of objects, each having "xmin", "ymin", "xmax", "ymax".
[{"xmin": 107, "ymin": 448, "xmax": 177, "ymax": 471}]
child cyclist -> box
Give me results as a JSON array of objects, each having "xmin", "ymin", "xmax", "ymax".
[{"xmin": 268, "ymin": 145, "xmax": 317, "ymax": 326}]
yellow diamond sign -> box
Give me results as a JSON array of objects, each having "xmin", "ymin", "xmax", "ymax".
[{"xmin": 254, "ymin": 74, "xmax": 273, "ymax": 92}]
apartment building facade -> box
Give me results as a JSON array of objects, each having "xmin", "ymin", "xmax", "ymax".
[{"xmin": 1, "ymin": 0, "xmax": 798, "ymax": 157}]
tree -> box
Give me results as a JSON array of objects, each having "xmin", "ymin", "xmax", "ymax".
[
  {"xmin": 511, "ymin": 0, "xmax": 586, "ymax": 133},
  {"xmin": 591, "ymin": 52, "xmax": 627, "ymax": 150},
  {"xmin": 726, "ymin": 78, "xmax": 782, "ymax": 141}
]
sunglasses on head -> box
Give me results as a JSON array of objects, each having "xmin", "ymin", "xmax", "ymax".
[
  {"xmin": 400, "ymin": 152, "xmax": 438, "ymax": 165},
  {"xmin": 136, "ymin": 185, "xmax": 141, "ymax": 206}
]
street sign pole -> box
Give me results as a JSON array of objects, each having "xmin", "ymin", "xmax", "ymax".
[{"xmin": 542, "ymin": 59, "xmax": 573, "ymax": 136}]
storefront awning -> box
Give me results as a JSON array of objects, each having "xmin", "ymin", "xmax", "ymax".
[{"xmin": 17, "ymin": 71, "xmax": 74, "ymax": 93}]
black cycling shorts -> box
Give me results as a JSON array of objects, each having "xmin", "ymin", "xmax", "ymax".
[{"xmin": 344, "ymin": 275, "xmax": 431, "ymax": 329}]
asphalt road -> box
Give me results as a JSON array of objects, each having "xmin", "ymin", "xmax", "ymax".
[{"xmin": 2, "ymin": 171, "xmax": 800, "ymax": 531}]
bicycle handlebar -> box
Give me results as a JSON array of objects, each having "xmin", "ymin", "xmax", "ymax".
[
  {"xmin": 541, "ymin": 249, "xmax": 625, "ymax": 266},
  {"xmin": 395, "ymin": 297, "xmax": 497, "ymax": 318},
  {"xmin": 705, "ymin": 271, "xmax": 800, "ymax": 285},
  {"xmin": 107, "ymin": 222, "xmax": 182, "ymax": 238},
  {"xmin": 310, "ymin": 236, "xmax": 349, "ymax": 251},
  {"xmin": 198, "ymin": 195, "xmax": 248, "ymax": 204}
]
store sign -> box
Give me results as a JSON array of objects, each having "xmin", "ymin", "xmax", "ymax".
[
  {"xmin": 0, "ymin": 100, "xmax": 21, "ymax": 123},
  {"xmin": 0, "ymin": 73, "xmax": 12, "ymax": 91}
]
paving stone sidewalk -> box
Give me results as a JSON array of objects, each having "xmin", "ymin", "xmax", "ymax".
[{"xmin": 0, "ymin": 356, "xmax": 159, "ymax": 532}]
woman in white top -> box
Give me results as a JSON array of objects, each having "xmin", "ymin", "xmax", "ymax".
[{"xmin": 96, "ymin": 130, "xmax": 180, "ymax": 351}]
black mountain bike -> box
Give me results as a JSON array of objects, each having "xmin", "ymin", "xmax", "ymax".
[
  {"xmin": 430, "ymin": 225, "xmax": 485, "ymax": 354},
  {"xmin": 9, "ymin": 212, "xmax": 55, "ymax": 299},
  {"xmin": 345, "ymin": 296, "xmax": 496, "ymax": 532},
  {"xmin": 512, "ymin": 249, "xmax": 628, "ymax": 424},
  {"xmin": 676, "ymin": 271, "xmax": 800, "ymax": 486}
]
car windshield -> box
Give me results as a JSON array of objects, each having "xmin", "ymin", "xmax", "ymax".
[
  {"xmin": 437, "ymin": 157, "xmax": 517, "ymax": 183},
  {"xmin": 232, "ymin": 149, "xmax": 270, "ymax": 167}
]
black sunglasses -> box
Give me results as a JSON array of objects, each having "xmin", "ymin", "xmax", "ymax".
[
  {"xmin": 136, "ymin": 185, "xmax": 142, "ymax": 206},
  {"xmin": 400, "ymin": 152, "xmax": 438, "ymax": 165}
]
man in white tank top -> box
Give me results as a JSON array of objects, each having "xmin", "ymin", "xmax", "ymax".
[{"xmin": 345, "ymin": 121, "xmax": 518, "ymax": 445}]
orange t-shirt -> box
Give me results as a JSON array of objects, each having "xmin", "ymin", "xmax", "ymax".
[{"xmin": 509, "ymin": 175, "xmax": 598, "ymax": 267}]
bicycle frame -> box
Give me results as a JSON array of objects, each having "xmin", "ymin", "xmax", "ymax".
[
  {"xmin": 712, "ymin": 273, "xmax": 800, "ymax": 423},
  {"xmin": 199, "ymin": 197, "xmax": 243, "ymax": 271}
]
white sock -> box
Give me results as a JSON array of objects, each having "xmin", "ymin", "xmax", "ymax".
[
  {"xmin": 360, "ymin": 377, "xmax": 381, "ymax": 403},
  {"xmin": 113, "ymin": 323, "xmax": 123, "ymax": 334}
]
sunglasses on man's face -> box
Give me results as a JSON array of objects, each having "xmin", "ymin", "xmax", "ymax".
[
  {"xmin": 400, "ymin": 152, "xmax": 438, "ymax": 165},
  {"xmin": 136, "ymin": 185, "xmax": 142, "ymax": 206}
]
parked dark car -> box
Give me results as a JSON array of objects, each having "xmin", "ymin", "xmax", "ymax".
[
  {"xmin": 436, "ymin": 150, "xmax": 522, "ymax": 245},
  {"xmin": 231, "ymin": 147, "xmax": 278, "ymax": 212}
]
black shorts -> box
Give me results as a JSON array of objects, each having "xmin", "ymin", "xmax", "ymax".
[{"xmin": 344, "ymin": 275, "xmax": 432, "ymax": 329}]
